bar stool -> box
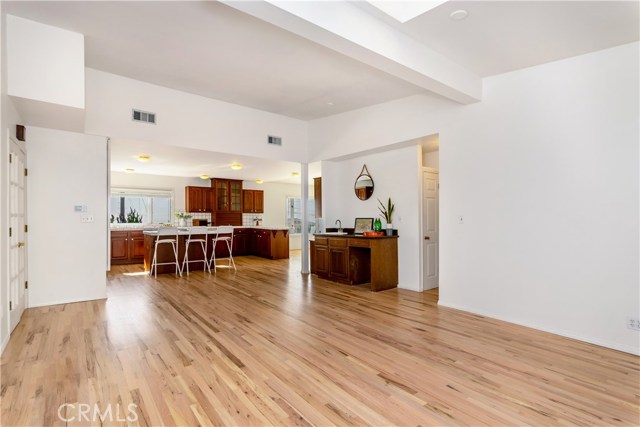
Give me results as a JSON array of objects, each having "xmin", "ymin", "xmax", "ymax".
[
  {"xmin": 149, "ymin": 227, "xmax": 182, "ymax": 278},
  {"xmin": 209, "ymin": 226, "xmax": 236, "ymax": 272},
  {"xmin": 181, "ymin": 226, "xmax": 210, "ymax": 275}
]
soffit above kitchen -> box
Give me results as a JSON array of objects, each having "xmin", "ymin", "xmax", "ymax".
[
  {"xmin": 110, "ymin": 139, "xmax": 321, "ymax": 185},
  {"xmin": 3, "ymin": 1, "xmax": 638, "ymax": 120}
]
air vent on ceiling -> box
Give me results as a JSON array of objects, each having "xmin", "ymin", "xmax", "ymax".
[
  {"xmin": 132, "ymin": 109, "xmax": 156, "ymax": 124},
  {"xmin": 268, "ymin": 135, "xmax": 282, "ymax": 146}
]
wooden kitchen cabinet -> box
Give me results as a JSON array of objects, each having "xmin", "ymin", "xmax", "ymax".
[
  {"xmin": 212, "ymin": 179, "xmax": 242, "ymax": 212},
  {"xmin": 111, "ymin": 231, "xmax": 128, "ymax": 262},
  {"xmin": 211, "ymin": 178, "xmax": 243, "ymax": 226},
  {"xmin": 313, "ymin": 177, "xmax": 322, "ymax": 219},
  {"xmin": 242, "ymin": 190, "xmax": 264, "ymax": 213},
  {"xmin": 185, "ymin": 186, "xmax": 213, "ymax": 213},
  {"xmin": 111, "ymin": 230, "xmax": 145, "ymax": 265},
  {"xmin": 232, "ymin": 228, "xmax": 249, "ymax": 256}
]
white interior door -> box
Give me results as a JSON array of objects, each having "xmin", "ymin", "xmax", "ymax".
[
  {"xmin": 9, "ymin": 138, "xmax": 27, "ymax": 332},
  {"xmin": 422, "ymin": 169, "xmax": 439, "ymax": 290}
]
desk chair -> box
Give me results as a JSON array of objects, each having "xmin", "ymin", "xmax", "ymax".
[
  {"xmin": 149, "ymin": 227, "xmax": 181, "ymax": 278},
  {"xmin": 209, "ymin": 226, "xmax": 236, "ymax": 272},
  {"xmin": 181, "ymin": 226, "xmax": 211, "ymax": 275}
]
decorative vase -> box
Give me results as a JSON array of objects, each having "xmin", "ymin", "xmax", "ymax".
[
  {"xmin": 374, "ymin": 218, "xmax": 382, "ymax": 231},
  {"xmin": 386, "ymin": 224, "xmax": 393, "ymax": 236},
  {"xmin": 179, "ymin": 218, "xmax": 186, "ymax": 227}
]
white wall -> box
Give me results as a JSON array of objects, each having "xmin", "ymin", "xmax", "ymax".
[
  {"xmin": 7, "ymin": 15, "xmax": 84, "ymax": 108},
  {"xmin": 85, "ymin": 68, "xmax": 308, "ymax": 163},
  {"xmin": 0, "ymin": 7, "xmax": 24, "ymax": 353},
  {"xmin": 321, "ymin": 145, "xmax": 422, "ymax": 291},
  {"xmin": 311, "ymin": 42, "xmax": 640, "ymax": 354},
  {"xmin": 423, "ymin": 150, "xmax": 439, "ymax": 169},
  {"xmin": 27, "ymin": 127, "xmax": 108, "ymax": 307}
]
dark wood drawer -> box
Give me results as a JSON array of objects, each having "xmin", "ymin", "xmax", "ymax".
[
  {"xmin": 329, "ymin": 238, "xmax": 347, "ymax": 248},
  {"xmin": 348, "ymin": 239, "xmax": 370, "ymax": 248},
  {"xmin": 314, "ymin": 237, "xmax": 328, "ymax": 246}
]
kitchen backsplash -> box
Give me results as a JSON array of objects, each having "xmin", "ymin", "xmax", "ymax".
[{"xmin": 242, "ymin": 213, "xmax": 264, "ymax": 226}]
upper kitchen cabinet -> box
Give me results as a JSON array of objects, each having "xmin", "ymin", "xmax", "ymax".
[
  {"xmin": 212, "ymin": 179, "xmax": 242, "ymax": 212},
  {"xmin": 243, "ymin": 190, "xmax": 264, "ymax": 213},
  {"xmin": 185, "ymin": 186, "xmax": 213, "ymax": 212}
]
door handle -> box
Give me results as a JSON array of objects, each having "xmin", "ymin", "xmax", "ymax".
[
  {"xmin": 17, "ymin": 242, "xmax": 25, "ymax": 247},
  {"xmin": 424, "ymin": 236, "xmax": 430, "ymax": 240}
]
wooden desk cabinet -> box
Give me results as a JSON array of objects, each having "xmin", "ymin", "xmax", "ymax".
[{"xmin": 310, "ymin": 235, "xmax": 398, "ymax": 291}]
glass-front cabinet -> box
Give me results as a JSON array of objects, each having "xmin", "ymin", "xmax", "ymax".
[
  {"xmin": 215, "ymin": 180, "xmax": 229, "ymax": 211},
  {"xmin": 230, "ymin": 181, "xmax": 242, "ymax": 212},
  {"xmin": 212, "ymin": 179, "xmax": 242, "ymax": 212}
]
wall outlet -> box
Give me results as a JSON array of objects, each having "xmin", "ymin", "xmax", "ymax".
[
  {"xmin": 81, "ymin": 215, "xmax": 94, "ymax": 223},
  {"xmin": 627, "ymin": 317, "xmax": 640, "ymax": 331}
]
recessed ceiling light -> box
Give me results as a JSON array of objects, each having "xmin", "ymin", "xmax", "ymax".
[
  {"xmin": 291, "ymin": 172, "xmax": 300, "ymax": 177},
  {"xmin": 137, "ymin": 155, "xmax": 151, "ymax": 162},
  {"xmin": 125, "ymin": 168, "xmax": 135, "ymax": 173},
  {"xmin": 449, "ymin": 9, "xmax": 468, "ymax": 21},
  {"xmin": 230, "ymin": 163, "xmax": 243, "ymax": 170},
  {"xmin": 327, "ymin": 102, "xmax": 335, "ymax": 106},
  {"xmin": 199, "ymin": 174, "xmax": 209, "ymax": 180},
  {"xmin": 255, "ymin": 179, "xmax": 264, "ymax": 184}
]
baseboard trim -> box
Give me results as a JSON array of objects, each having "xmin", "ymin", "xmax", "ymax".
[
  {"xmin": 438, "ymin": 300, "xmax": 640, "ymax": 356},
  {"xmin": 1, "ymin": 333, "xmax": 10, "ymax": 355},
  {"xmin": 28, "ymin": 295, "xmax": 108, "ymax": 309}
]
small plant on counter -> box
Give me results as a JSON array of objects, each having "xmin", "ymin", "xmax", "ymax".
[
  {"xmin": 126, "ymin": 208, "xmax": 143, "ymax": 223},
  {"xmin": 377, "ymin": 197, "xmax": 395, "ymax": 225},
  {"xmin": 175, "ymin": 212, "xmax": 193, "ymax": 219}
]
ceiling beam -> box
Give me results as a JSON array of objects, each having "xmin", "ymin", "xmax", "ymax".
[{"xmin": 222, "ymin": 0, "xmax": 482, "ymax": 104}]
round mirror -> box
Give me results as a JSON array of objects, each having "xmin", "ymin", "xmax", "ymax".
[{"xmin": 354, "ymin": 165, "xmax": 374, "ymax": 200}]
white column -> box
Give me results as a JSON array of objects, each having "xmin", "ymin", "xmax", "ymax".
[{"xmin": 300, "ymin": 162, "xmax": 309, "ymax": 274}]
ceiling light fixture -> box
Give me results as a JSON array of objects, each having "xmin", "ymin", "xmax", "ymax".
[
  {"xmin": 449, "ymin": 9, "xmax": 468, "ymax": 21},
  {"xmin": 291, "ymin": 172, "xmax": 300, "ymax": 177},
  {"xmin": 230, "ymin": 163, "xmax": 243, "ymax": 170},
  {"xmin": 199, "ymin": 174, "xmax": 209, "ymax": 180},
  {"xmin": 327, "ymin": 102, "xmax": 335, "ymax": 106},
  {"xmin": 137, "ymin": 155, "xmax": 151, "ymax": 162},
  {"xmin": 255, "ymin": 179, "xmax": 264, "ymax": 184},
  {"xmin": 125, "ymin": 168, "xmax": 135, "ymax": 173}
]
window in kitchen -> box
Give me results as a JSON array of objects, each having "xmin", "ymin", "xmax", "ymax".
[
  {"xmin": 110, "ymin": 188, "xmax": 173, "ymax": 225},
  {"xmin": 286, "ymin": 197, "xmax": 315, "ymax": 234}
]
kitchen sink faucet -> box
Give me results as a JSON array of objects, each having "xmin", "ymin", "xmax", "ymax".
[{"xmin": 335, "ymin": 219, "xmax": 342, "ymax": 232}]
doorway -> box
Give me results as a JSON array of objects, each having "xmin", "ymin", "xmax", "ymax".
[
  {"xmin": 422, "ymin": 167, "xmax": 439, "ymax": 292},
  {"xmin": 8, "ymin": 137, "xmax": 27, "ymax": 332}
]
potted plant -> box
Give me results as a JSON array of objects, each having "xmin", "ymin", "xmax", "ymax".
[
  {"xmin": 175, "ymin": 212, "xmax": 192, "ymax": 227},
  {"xmin": 377, "ymin": 197, "xmax": 395, "ymax": 236}
]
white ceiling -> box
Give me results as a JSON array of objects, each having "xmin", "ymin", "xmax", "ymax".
[
  {"xmin": 3, "ymin": 0, "xmax": 426, "ymax": 121},
  {"xmin": 4, "ymin": 1, "xmax": 638, "ymax": 179},
  {"xmin": 357, "ymin": 1, "xmax": 639, "ymax": 77},
  {"xmin": 110, "ymin": 139, "xmax": 321, "ymax": 184}
]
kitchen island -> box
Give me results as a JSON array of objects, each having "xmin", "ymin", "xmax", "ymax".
[{"xmin": 143, "ymin": 227, "xmax": 289, "ymax": 274}]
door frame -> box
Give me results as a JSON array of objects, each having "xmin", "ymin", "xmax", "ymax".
[{"xmin": 419, "ymin": 166, "xmax": 439, "ymax": 293}]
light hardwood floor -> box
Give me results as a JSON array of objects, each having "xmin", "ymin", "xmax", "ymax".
[{"xmin": 2, "ymin": 253, "xmax": 639, "ymax": 426}]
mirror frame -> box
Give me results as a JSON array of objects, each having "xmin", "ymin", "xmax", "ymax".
[{"xmin": 354, "ymin": 164, "xmax": 374, "ymax": 201}]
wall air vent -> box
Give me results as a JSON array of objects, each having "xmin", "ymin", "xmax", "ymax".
[
  {"xmin": 268, "ymin": 135, "xmax": 282, "ymax": 146},
  {"xmin": 132, "ymin": 109, "xmax": 156, "ymax": 124}
]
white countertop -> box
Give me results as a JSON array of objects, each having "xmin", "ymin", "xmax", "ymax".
[{"xmin": 142, "ymin": 226, "xmax": 289, "ymax": 235}]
